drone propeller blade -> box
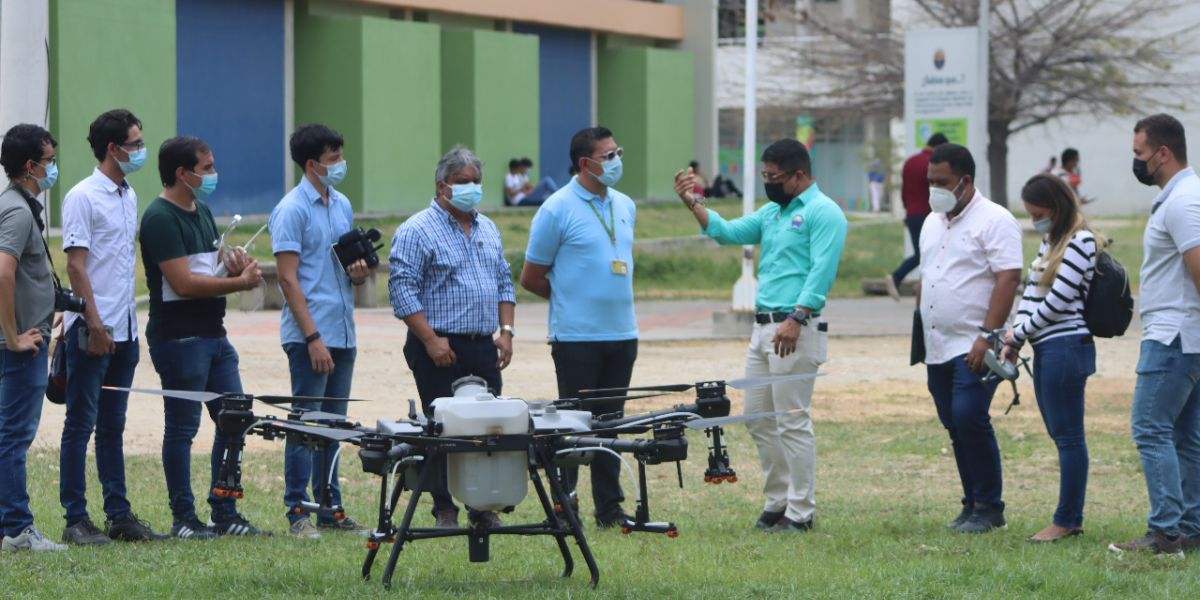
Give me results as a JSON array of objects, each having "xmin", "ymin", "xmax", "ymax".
[
  {"xmin": 264, "ymin": 421, "xmax": 364, "ymax": 442},
  {"xmin": 103, "ymin": 386, "xmax": 224, "ymax": 403},
  {"xmin": 685, "ymin": 409, "xmax": 804, "ymax": 430},
  {"xmin": 254, "ymin": 395, "xmax": 368, "ymax": 405},
  {"xmin": 294, "ymin": 410, "xmax": 352, "ymax": 422},
  {"xmin": 572, "ymin": 392, "xmax": 666, "ymax": 405},
  {"xmin": 579, "ymin": 383, "xmax": 694, "ymax": 395},
  {"xmin": 724, "ymin": 372, "xmax": 826, "ymax": 390}
]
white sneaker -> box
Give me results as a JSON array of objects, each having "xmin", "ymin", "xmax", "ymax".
[{"xmin": 2, "ymin": 527, "xmax": 67, "ymax": 552}]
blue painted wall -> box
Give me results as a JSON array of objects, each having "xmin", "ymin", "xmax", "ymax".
[
  {"xmin": 513, "ymin": 24, "xmax": 591, "ymax": 185},
  {"xmin": 176, "ymin": 0, "xmax": 285, "ymax": 217}
]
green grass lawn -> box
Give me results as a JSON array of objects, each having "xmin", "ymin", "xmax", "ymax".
[
  {"xmin": 5, "ymin": 376, "xmax": 1196, "ymax": 598},
  {"xmin": 47, "ymin": 202, "xmax": 1149, "ymax": 304}
]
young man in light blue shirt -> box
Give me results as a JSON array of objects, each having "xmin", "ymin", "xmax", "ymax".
[
  {"xmin": 521, "ymin": 126, "xmax": 636, "ymax": 527},
  {"xmin": 675, "ymin": 139, "xmax": 848, "ymax": 533},
  {"xmin": 269, "ymin": 124, "xmax": 370, "ymax": 538}
]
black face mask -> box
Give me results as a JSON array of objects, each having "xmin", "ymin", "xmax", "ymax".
[{"xmin": 1133, "ymin": 150, "xmax": 1161, "ymax": 186}]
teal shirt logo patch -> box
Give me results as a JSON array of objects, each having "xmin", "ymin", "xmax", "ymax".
[{"xmin": 790, "ymin": 215, "xmax": 805, "ymax": 231}]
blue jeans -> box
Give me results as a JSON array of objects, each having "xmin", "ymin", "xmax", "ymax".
[
  {"xmin": 891, "ymin": 214, "xmax": 927, "ymax": 286},
  {"xmin": 0, "ymin": 342, "xmax": 47, "ymax": 537},
  {"xmin": 149, "ymin": 336, "xmax": 242, "ymax": 524},
  {"xmin": 282, "ymin": 343, "xmax": 355, "ymax": 524},
  {"xmin": 1131, "ymin": 336, "xmax": 1200, "ymax": 537},
  {"xmin": 1031, "ymin": 334, "xmax": 1095, "ymax": 528},
  {"xmin": 59, "ymin": 322, "xmax": 140, "ymax": 525},
  {"xmin": 518, "ymin": 177, "xmax": 558, "ymax": 206},
  {"xmin": 927, "ymin": 354, "xmax": 1004, "ymax": 508}
]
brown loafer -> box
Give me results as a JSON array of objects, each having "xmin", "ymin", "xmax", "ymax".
[{"xmin": 1027, "ymin": 524, "xmax": 1083, "ymax": 542}]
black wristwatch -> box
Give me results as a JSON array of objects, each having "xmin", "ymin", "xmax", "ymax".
[
  {"xmin": 304, "ymin": 331, "xmax": 322, "ymax": 344},
  {"xmin": 786, "ymin": 310, "xmax": 810, "ymax": 326}
]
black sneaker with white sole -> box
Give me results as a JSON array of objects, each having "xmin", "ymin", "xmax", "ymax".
[
  {"xmin": 105, "ymin": 513, "xmax": 168, "ymax": 542},
  {"xmin": 947, "ymin": 504, "xmax": 974, "ymax": 529},
  {"xmin": 172, "ymin": 518, "xmax": 217, "ymax": 540},
  {"xmin": 62, "ymin": 518, "xmax": 112, "ymax": 546},
  {"xmin": 954, "ymin": 503, "xmax": 1006, "ymax": 533},
  {"xmin": 755, "ymin": 510, "xmax": 786, "ymax": 530},
  {"xmin": 208, "ymin": 514, "xmax": 270, "ymax": 537}
]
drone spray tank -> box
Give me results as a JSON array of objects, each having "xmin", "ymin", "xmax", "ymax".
[{"xmin": 432, "ymin": 376, "xmax": 530, "ymax": 511}]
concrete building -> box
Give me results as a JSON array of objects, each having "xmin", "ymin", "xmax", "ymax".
[{"xmin": 0, "ymin": 0, "xmax": 719, "ymax": 223}]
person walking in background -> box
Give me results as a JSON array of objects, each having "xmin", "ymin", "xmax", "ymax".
[
  {"xmin": 1003, "ymin": 174, "xmax": 1100, "ymax": 542},
  {"xmin": 867, "ymin": 159, "xmax": 885, "ymax": 213},
  {"xmin": 886, "ymin": 133, "xmax": 948, "ymax": 301}
]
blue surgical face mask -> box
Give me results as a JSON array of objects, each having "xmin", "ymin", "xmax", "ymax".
[
  {"xmin": 589, "ymin": 155, "xmax": 623, "ymax": 187},
  {"xmin": 187, "ymin": 171, "xmax": 219, "ymax": 200},
  {"xmin": 34, "ymin": 161, "xmax": 58, "ymax": 191},
  {"xmin": 117, "ymin": 146, "xmax": 146, "ymax": 175},
  {"xmin": 318, "ymin": 160, "xmax": 347, "ymax": 187},
  {"xmin": 1033, "ymin": 218, "xmax": 1053, "ymax": 234},
  {"xmin": 448, "ymin": 182, "xmax": 483, "ymax": 212}
]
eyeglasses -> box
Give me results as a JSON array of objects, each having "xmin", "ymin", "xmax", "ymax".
[
  {"xmin": 38, "ymin": 157, "xmax": 56, "ymax": 167},
  {"xmin": 592, "ymin": 147, "xmax": 624, "ymax": 162},
  {"xmin": 761, "ymin": 169, "xmax": 796, "ymax": 183},
  {"xmin": 120, "ymin": 140, "xmax": 146, "ymax": 151}
]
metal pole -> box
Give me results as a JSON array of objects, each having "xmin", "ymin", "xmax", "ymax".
[
  {"xmin": 733, "ymin": 0, "xmax": 758, "ymax": 311},
  {"xmin": 976, "ymin": 0, "xmax": 991, "ymax": 199}
]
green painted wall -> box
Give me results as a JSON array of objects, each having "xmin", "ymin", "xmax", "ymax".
[
  {"xmin": 295, "ymin": 9, "xmax": 442, "ymax": 212},
  {"xmin": 440, "ymin": 29, "xmax": 539, "ymax": 206},
  {"xmin": 49, "ymin": 0, "xmax": 177, "ymax": 225},
  {"xmin": 598, "ymin": 47, "xmax": 694, "ymax": 200}
]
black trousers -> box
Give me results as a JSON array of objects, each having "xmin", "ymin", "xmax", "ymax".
[
  {"xmin": 551, "ymin": 339, "xmax": 638, "ymax": 520},
  {"xmin": 403, "ymin": 332, "xmax": 502, "ymax": 517}
]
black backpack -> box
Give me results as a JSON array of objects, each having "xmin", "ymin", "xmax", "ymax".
[{"xmin": 1083, "ymin": 249, "xmax": 1133, "ymax": 338}]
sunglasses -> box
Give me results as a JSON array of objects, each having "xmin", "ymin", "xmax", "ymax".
[{"xmin": 592, "ymin": 147, "xmax": 624, "ymax": 162}]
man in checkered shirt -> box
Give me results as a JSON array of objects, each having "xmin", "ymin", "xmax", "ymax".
[{"xmin": 388, "ymin": 145, "xmax": 516, "ymax": 531}]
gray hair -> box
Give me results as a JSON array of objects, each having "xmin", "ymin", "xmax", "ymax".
[{"xmin": 435, "ymin": 145, "xmax": 483, "ymax": 182}]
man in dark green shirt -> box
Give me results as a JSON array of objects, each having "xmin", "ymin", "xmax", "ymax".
[{"xmin": 139, "ymin": 136, "xmax": 264, "ymax": 539}]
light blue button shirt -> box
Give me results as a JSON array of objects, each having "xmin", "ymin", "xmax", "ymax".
[
  {"xmin": 268, "ymin": 177, "xmax": 356, "ymax": 348},
  {"xmin": 525, "ymin": 176, "xmax": 638, "ymax": 342}
]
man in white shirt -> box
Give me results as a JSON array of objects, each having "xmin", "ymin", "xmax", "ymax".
[
  {"xmin": 917, "ymin": 143, "xmax": 1023, "ymax": 534},
  {"xmin": 59, "ymin": 109, "xmax": 164, "ymax": 545},
  {"xmin": 1110, "ymin": 114, "xmax": 1200, "ymax": 557}
]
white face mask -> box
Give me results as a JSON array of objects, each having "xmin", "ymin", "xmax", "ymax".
[{"xmin": 929, "ymin": 179, "xmax": 966, "ymax": 213}]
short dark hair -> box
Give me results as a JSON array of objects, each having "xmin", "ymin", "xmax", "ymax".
[
  {"xmin": 569, "ymin": 126, "xmax": 613, "ymax": 169},
  {"xmin": 509, "ymin": 158, "xmax": 521, "ymax": 171},
  {"xmin": 1, "ymin": 124, "xmax": 57, "ymax": 179},
  {"xmin": 289, "ymin": 123, "xmax": 344, "ymax": 168},
  {"xmin": 927, "ymin": 133, "xmax": 949, "ymax": 147},
  {"xmin": 87, "ymin": 109, "xmax": 142, "ymax": 163},
  {"xmin": 1135, "ymin": 113, "xmax": 1187, "ymax": 163},
  {"xmin": 520, "ymin": 157, "xmax": 533, "ymax": 167},
  {"xmin": 158, "ymin": 136, "xmax": 211, "ymax": 187},
  {"xmin": 689, "ymin": 160, "xmax": 700, "ymax": 170},
  {"xmin": 929, "ymin": 143, "xmax": 976, "ymax": 179},
  {"xmin": 1061, "ymin": 147, "xmax": 1079, "ymax": 165},
  {"xmin": 760, "ymin": 139, "xmax": 812, "ymax": 176}
]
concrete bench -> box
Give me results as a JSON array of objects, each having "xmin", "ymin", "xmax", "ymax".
[{"xmin": 238, "ymin": 261, "xmax": 386, "ymax": 311}]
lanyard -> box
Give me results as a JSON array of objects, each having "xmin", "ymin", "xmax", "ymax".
[{"xmin": 586, "ymin": 197, "xmax": 616, "ymax": 246}]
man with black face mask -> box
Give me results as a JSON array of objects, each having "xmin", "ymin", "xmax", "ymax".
[
  {"xmin": 1110, "ymin": 114, "xmax": 1200, "ymax": 557},
  {"xmin": 675, "ymin": 139, "xmax": 848, "ymax": 533}
]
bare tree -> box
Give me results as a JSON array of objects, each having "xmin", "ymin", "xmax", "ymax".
[{"xmin": 775, "ymin": 0, "xmax": 1198, "ymax": 206}]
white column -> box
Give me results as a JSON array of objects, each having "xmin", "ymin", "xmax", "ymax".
[
  {"xmin": 732, "ymin": 0, "xmax": 758, "ymax": 311},
  {"xmin": 0, "ymin": 0, "xmax": 51, "ymax": 223}
]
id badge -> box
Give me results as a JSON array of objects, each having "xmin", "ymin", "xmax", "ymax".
[{"xmin": 611, "ymin": 260, "xmax": 628, "ymax": 275}]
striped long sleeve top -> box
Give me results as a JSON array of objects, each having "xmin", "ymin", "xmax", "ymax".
[{"xmin": 1013, "ymin": 230, "xmax": 1097, "ymax": 345}]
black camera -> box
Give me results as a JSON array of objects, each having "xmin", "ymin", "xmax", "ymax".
[
  {"xmin": 332, "ymin": 227, "xmax": 384, "ymax": 270},
  {"xmin": 55, "ymin": 288, "xmax": 86, "ymax": 313}
]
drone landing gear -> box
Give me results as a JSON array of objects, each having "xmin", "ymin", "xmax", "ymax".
[
  {"xmin": 362, "ymin": 444, "xmax": 601, "ymax": 589},
  {"xmin": 703, "ymin": 426, "xmax": 737, "ymax": 484},
  {"xmin": 620, "ymin": 460, "xmax": 678, "ymax": 537}
]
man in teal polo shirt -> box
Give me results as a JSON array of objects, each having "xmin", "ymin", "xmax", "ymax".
[
  {"xmin": 675, "ymin": 139, "xmax": 848, "ymax": 533},
  {"xmin": 521, "ymin": 126, "xmax": 637, "ymax": 527}
]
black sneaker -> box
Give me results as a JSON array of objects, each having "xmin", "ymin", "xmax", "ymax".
[
  {"xmin": 595, "ymin": 511, "xmax": 633, "ymax": 529},
  {"xmin": 105, "ymin": 513, "xmax": 168, "ymax": 542},
  {"xmin": 947, "ymin": 504, "xmax": 974, "ymax": 529},
  {"xmin": 1110, "ymin": 530, "xmax": 1185, "ymax": 558},
  {"xmin": 208, "ymin": 514, "xmax": 270, "ymax": 537},
  {"xmin": 172, "ymin": 518, "xmax": 217, "ymax": 540},
  {"xmin": 62, "ymin": 518, "xmax": 112, "ymax": 546},
  {"xmin": 469, "ymin": 511, "xmax": 504, "ymax": 529},
  {"xmin": 755, "ymin": 510, "xmax": 786, "ymax": 530},
  {"xmin": 954, "ymin": 503, "xmax": 1006, "ymax": 533},
  {"xmin": 765, "ymin": 517, "xmax": 814, "ymax": 534},
  {"xmin": 317, "ymin": 516, "xmax": 369, "ymax": 534}
]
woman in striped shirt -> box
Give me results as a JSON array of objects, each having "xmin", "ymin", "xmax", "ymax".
[{"xmin": 1003, "ymin": 174, "xmax": 1103, "ymax": 542}]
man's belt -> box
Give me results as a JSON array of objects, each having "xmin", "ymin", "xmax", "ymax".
[{"xmin": 754, "ymin": 312, "xmax": 828, "ymax": 332}]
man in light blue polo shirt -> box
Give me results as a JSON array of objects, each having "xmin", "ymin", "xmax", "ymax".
[
  {"xmin": 675, "ymin": 138, "xmax": 848, "ymax": 533},
  {"xmin": 521, "ymin": 126, "xmax": 637, "ymax": 527},
  {"xmin": 268, "ymin": 124, "xmax": 370, "ymax": 538}
]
